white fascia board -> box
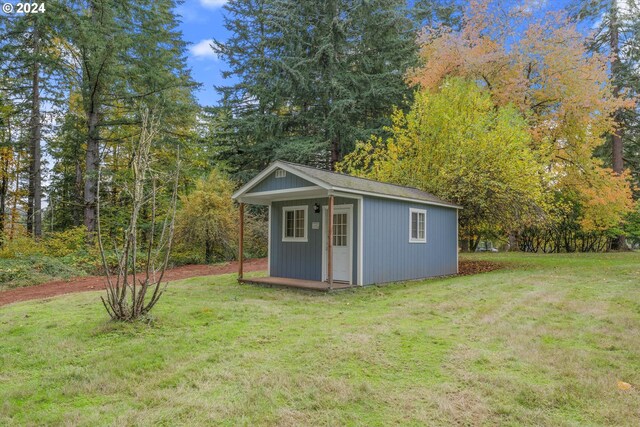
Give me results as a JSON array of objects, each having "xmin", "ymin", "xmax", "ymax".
[{"xmin": 330, "ymin": 187, "xmax": 463, "ymax": 210}]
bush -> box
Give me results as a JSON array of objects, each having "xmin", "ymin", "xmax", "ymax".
[
  {"xmin": 0, "ymin": 255, "xmax": 87, "ymax": 290},
  {"xmin": 0, "ymin": 236, "xmax": 46, "ymax": 258},
  {"xmin": 43, "ymin": 226, "xmax": 87, "ymax": 257}
]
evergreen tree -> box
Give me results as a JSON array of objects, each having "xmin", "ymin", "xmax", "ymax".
[
  {"xmin": 59, "ymin": 0, "xmax": 197, "ymax": 236},
  {"xmin": 0, "ymin": 6, "xmax": 67, "ymax": 237},
  {"xmin": 215, "ymin": 0, "xmax": 418, "ymax": 178}
]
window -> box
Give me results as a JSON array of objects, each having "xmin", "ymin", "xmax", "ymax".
[
  {"xmin": 282, "ymin": 206, "xmax": 307, "ymax": 241},
  {"xmin": 275, "ymin": 169, "xmax": 286, "ymax": 178},
  {"xmin": 409, "ymin": 208, "xmax": 426, "ymax": 243},
  {"xmin": 332, "ymin": 213, "xmax": 348, "ymax": 246}
]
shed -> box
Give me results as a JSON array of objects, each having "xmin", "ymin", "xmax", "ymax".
[{"xmin": 232, "ymin": 161, "xmax": 461, "ymax": 290}]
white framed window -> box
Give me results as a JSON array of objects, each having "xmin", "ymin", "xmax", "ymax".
[
  {"xmin": 282, "ymin": 205, "xmax": 308, "ymax": 242},
  {"xmin": 409, "ymin": 208, "xmax": 426, "ymax": 243},
  {"xmin": 275, "ymin": 169, "xmax": 286, "ymax": 178}
]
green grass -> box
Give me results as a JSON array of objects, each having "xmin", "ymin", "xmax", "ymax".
[
  {"xmin": 0, "ymin": 255, "xmax": 87, "ymax": 290},
  {"xmin": 1, "ymin": 252, "xmax": 639, "ymax": 426}
]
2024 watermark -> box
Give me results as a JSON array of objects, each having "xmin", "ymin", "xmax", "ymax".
[{"xmin": 2, "ymin": 2, "xmax": 46, "ymax": 14}]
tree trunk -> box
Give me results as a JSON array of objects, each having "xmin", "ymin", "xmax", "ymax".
[
  {"xmin": 508, "ymin": 232, "xmax": 518, "ymax": 251},
  {"xmin": 9, "ymin": 152, "xmax": 20, "ymax": 240},
  {"xmin": 610, "ymin": 3, "xmax": 624, "ymax": 174},
  {"xmin": 83, "ymin": 1, "xmax": 102, "ymax": 238},
  {"xmin": 609, "ymin": 2, "xmax": 628, "ymax": 251},
  {"xmin": 84, "ymin": 109, "xmax": 100, "ymax": 235},
  {"xmin": 0, "ymin": 150, "xmax": 7, "ymax": 239},
  {"xmin": 330, "ymin": 137, "xmax": 339, "ymax": 171},
  {"xmin": 74, "ymin": 156, "xmax": 83, "ymax": 227},
  {"xmin": 27, "ymin": 25, "xmax": 42, "ymax": 238}
]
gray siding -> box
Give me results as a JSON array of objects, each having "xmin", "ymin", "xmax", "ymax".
[
  {"xmin": 248, "ymin": 169, "xmax": 315, "ymax": 193},
  {"xmin": 270, "ymin": 197, "xmax": 358, "ymax": 283},
  {"xmin": 362, "ymin": 196, "xmax": 457, "ymax": 285}
]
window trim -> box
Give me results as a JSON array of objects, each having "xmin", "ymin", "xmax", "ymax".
[
  {"xmin": 282, "ymin": 205, "xmax": 308, "ymax": 242},
  {"xmin": 409, "ymin": 208, "xmax": 427, "ymax": 243}
]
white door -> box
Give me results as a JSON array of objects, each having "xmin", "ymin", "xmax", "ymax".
[{"xmin": 323, "ymin": 206, "xmax": 352, "ymax": 283}]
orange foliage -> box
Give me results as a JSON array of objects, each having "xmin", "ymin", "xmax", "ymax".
[{"xmin": 408, "ymin": 0, "xmax": 636, "ymax": 230}]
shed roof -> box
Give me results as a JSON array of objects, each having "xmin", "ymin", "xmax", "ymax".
[{"xmin": 233, "ymin": 160, "xmax": 462, "ymax": 209}]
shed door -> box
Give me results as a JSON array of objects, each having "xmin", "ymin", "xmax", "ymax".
[{"xmin": 323, "ymin": 205, "xmax": 352, "ymax": 283}]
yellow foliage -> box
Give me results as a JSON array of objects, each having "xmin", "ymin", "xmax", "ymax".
[
  {"xmin": 174, "ymin": 169, "xmax": 238, "ymax": 262},
  {"xmin": 0, "ymin": 236, "xmax": 45, "ymax": 259},
  {"xmin": 339, "ymin": 78, "xmax": 547, "ymax": 236},
  {"xmin": 405, "ymin": 0, "xmax": 636, "ymax": 232}
]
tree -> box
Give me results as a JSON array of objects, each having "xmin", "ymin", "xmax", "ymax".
[
  {"xmin": 338, "ymin": 78, "xmax": 547, "ymax": 250},
  {"xmin": 98, "ymin": 108, "xmax": 179, "ymax": 321},
  {"xmin": 407, "ymin": 0, "xmax": 636, "ymax": 245},
  {"xmin": 175, "ymin": 169, "xmax": 237, "ymax": 263},
  {"xmin": 215, "ymin": 0, "xmax": 417, "ymax": 178},
  {"xmin": 0, "ymin": 7, "xmax": 66, "ymax": 238},
  {"xmin": 569, "ymin": 0, "xmax": 640, "ymax": 248},
  {"xmin": 61, "ymin": 0, "xmax": 197, "ymax": 237}
]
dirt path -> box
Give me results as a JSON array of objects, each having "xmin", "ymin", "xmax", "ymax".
[
  {"xmin": 0, "ymin": 259, "xmax": 501, "ymax": 308},
  {"xmin": 0, "ymin": 258, "xmax": 267, "ymax": 307}
]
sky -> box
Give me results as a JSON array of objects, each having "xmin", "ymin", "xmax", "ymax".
[
  {"xmin": 177, "ymin": 0, "xmax": 231, "ymax": 107},
  {"xmin": 177, "ymin": 0, "xmax": 578, "ymax": 107}
]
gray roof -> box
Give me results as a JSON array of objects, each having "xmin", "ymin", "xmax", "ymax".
[{"xmin": 281, "ymin": 161, "xmax": 460, "ymax": 208}]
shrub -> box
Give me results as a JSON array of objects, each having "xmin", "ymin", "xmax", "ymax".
[
  {"xmin": 0, "ymin": 236, "xmax": 46, "ymax": 258},
  {"xmin": 0, "ymin": 255, "xmax": 87, "ymax": 290}
]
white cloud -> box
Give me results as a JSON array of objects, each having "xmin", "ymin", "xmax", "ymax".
[
  {"xmin": 190, "ymin": 39, "xmax": 219, "ymax": 60},
  {"xmin": 200, "ymin": 0, "xmax": 227, "ymax": 9}
]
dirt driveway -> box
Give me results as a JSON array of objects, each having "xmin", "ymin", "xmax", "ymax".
[{"xmin": 0, "ymin": 258, "xmax": 502, "ymax": 307}]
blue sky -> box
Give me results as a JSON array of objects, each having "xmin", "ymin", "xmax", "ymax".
[
  {"xmin": 177, "ymin": 0, "xmax": 231, "ymax": 106},
  {"xmin": 177, "ymin": 0, "xmax": 576, "ymax": 107}
]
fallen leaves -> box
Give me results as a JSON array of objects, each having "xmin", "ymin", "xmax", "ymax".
[{"xmin": 617, "ymin": 380, "xmax": 632, "ymax": 391}]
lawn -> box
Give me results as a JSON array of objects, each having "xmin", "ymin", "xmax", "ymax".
[{"xmin": 1, "ymin": 253, "xmax": 639, "ymax": 426}]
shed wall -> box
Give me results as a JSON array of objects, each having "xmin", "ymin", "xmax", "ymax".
[
  {"xmin": 362, "ymin": 196, "xmax": 457, "ymax": 285},
  {"xmin": 248, "ymin": 169, "xmax": 315, "ymax": 193},
  {"xmin": 270, "ymin": 197, "xmax": 358, "ymax": 283}
]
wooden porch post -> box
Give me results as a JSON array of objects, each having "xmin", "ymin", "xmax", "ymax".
[
  {"xmin": 239, "ymin": 202, "xmax": 244, "ymax": 280},
  {"xmin": 327, "ymin": 195, "xmax": 334, "ymax": 289}
]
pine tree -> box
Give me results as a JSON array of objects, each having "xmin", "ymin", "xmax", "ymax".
[
  {"xmin": 215, "ymin": 0, "xmax": 418, "ymax": 178},
  {"xmin": 59, "ymin": 0, "xmax": 197, "ymax": 236},
  {"xmin": 0, "ymin": 7, "xmax": 66, "ymax": 238}
]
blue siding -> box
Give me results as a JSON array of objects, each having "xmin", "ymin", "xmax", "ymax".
[
  {"xmin": 270, "ymin": 197, "xmax": 359, "ymax": 283},
  {"xmin": 248, "ymin": 169, "xmax": 315, "ymax": 193},
  {"xmin": 362, "ymin": 196, "xmax": 457, "ymax": 285}
]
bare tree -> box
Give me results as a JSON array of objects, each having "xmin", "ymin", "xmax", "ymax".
[{"xmin": 98, "ymin": 108, "xmax": 179, "ymax": 321}]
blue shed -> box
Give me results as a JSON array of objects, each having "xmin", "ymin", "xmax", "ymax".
[{"xmin": 232, "ymin": 161, "xmax": 461, "ymax": 290}]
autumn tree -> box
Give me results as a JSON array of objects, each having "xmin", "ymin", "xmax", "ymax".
[
  {"xmin": 174, "ymin": 169, "xmax": 237, "ymax": 263},
  {"xmin": 407, "ymin": 0, "xmax": 635, "ymax": 245},
  {"xmin": 338, "ymin": 78, "xmax": 547, "ymax": 250},
  {"xmin": 569, "ymin": 0, "xmax": 640, "ymax": 248}
]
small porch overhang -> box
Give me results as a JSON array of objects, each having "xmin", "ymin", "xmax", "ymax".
[
  {"xmin": 235, "ymin": 186, "xmax": 328, "ymax": 205},
  {"xmin": 239, "ymin": 276, "xmax": 354, "ymax": 292}
]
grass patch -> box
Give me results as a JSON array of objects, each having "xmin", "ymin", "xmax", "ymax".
[
  {"xmin": 1, "ymin": 252, "xmax": 639, "ymax": 425},
  {"xmin": 0, "ymin": 256, "xmax": 87, "ymax": 290}
]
